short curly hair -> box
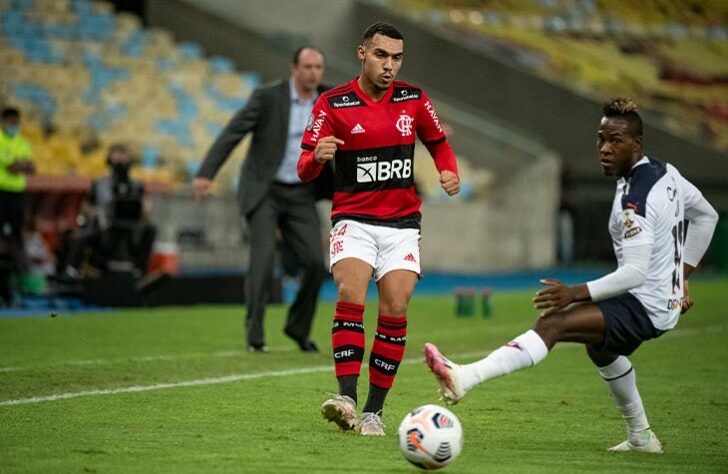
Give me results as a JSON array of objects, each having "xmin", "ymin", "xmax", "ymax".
[{"xmin": 602, "ymin": 97, "xmax": 642, "ymax": 137}]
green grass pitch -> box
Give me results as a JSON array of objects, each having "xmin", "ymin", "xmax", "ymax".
[{"xmin": 1, "ymin": 278, "xmax": 727, "ymax": 473}]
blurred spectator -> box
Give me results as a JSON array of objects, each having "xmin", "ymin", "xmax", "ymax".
[
  {"xmin": 63, "ymin": 144, "xmax": 156, "ymax": 278},
  {"xmin": 21, "ymin": 218, "xmax": 56, "ymax": 295},
  {"xmin": 0, "ymin": 107, "xmax": 35, "ymax": 306}
]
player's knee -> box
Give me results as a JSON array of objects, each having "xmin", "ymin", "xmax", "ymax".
[
  {"xmin": 379, "ymin": 298, "xmax": 409, "ymax": 316},
  {"xmin": 585, "ymin": 344, "xmax": 616, "ymax": 367},
  {"xmin": 336, "ymin": 280, "xmax": 361, "ymax": 303},
  {"xmin": 533, "ymin": 316, "xmax": 563, "ymax": 344}
]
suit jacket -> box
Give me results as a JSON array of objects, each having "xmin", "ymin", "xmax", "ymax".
[{"xmin": 197, "ymin": 80, "xmax": 333, "ymax": 216}]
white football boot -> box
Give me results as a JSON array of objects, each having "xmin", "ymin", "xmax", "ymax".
[
  {"xmin": 424, "ymin": 343, "xmax": 466, "ymax": 405},
  {"xmin": 359, "ymin": 411, "xmax": 385, "ymax": 436},
  {"xmin": 321, "ymin": 395, "xmax": 358, "ymax": 431},
  {"xmin": 608, "ymin": 430, "xmax": 664, "ymax": 454}
]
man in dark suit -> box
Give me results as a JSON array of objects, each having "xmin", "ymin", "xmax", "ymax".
[{"xmin": 192, "ymin": 47, "xmax": 330, "ymax": 353}]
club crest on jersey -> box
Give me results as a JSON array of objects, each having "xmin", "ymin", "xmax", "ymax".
[
  {"xmin": 622, "ymin": 210, "xmax": 635, "ymax": 228},
  {"xmin": 396, "ymin": 114, "xmax": 414, "ymax": 136}
]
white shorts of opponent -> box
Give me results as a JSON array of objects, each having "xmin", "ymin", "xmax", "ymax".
[{"xmin": 329, "ymin": 220, "xmax": 421, "ymax": 281}]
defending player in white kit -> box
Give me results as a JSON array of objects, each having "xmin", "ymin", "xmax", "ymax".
[{"xmin": 424, "ymin": 98, "xmax": 718, "ymax": 453}]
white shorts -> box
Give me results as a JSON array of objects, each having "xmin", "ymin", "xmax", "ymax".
[{"xmin": 329, "ymin": 220, "xmax": 421, "ymax": 281}]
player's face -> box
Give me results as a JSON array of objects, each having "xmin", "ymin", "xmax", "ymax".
[
  {"xmin": 597, "ymin": 117, "xmax": 642, "ymax": 177},
  {"xmin": 291, "ymin": 49, "xmax": 324, "ymax": 94},
  {"xmin": 357, "ymin": 34, "xmax": 404, "ymax": 91}
]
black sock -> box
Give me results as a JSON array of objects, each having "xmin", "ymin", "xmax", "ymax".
[
  {"xmin": 337, "ymin": 375, "xmax": 358, "ymax": 405},
  {"xmin": 362, "ymin": 383, "xmax": 388, "ymax": 414}
]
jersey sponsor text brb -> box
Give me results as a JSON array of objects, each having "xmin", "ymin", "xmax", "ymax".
[{"xmin": 356, "ymin": 155, "xmax": 412, "ymax": 183}]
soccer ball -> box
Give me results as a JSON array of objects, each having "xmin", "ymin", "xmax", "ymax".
[{"xmin": 397, "ymin": 404, "xmax": 463, "ymax": 470}]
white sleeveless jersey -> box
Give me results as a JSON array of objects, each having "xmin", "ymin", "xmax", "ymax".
[{"xmin": 607, "ymin": 157, "xmax": 703, "ymax": 330}]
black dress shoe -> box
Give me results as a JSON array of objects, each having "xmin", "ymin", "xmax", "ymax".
[
  {"xmin": 284, "ymin": 329, "xmax": 319, "ymax": 353},
  {"xmin": 298, "ymin": 339, "xmax": 319, "ymax": 353},
  {"xmin": 247, "ymin": 344, "xmax": 269, "ymax": 353}
]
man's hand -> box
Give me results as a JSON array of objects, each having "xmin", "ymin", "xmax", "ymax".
[
  {"xmin": 191, "ymin": 177, "xmax": 213, "ymax": 201},
  {"xmin": 440, "ymin": 170, "xmax": 460, "ymax": 196},
  {"xmin": 533, "ymin": 279, "xmax": 588, "ymax": 317},
  {"xmin": 314, "ymin": 136, "xmax": 344, "ymax": 164},
  {"xmin": 7, "ymin": 160, "xmax": 35, "ymax": 175},
  {"xmin": 681, "ymin": 279, "xmax": 694, "ymax": 314}
]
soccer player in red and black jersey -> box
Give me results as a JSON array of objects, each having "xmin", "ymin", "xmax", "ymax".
[{"xmin": 298, "ymin": 22, "xmax": 460, "ymax": 436}]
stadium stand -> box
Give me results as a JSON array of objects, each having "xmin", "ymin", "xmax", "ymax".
[
  {"xmin": 0, "ymin": 0, "xmax": 259, "ymax": 190},
  {"xmin": 0, "ymin": 0, "xmax": 484, "ymax": 198},
  {"xmin": 380, "ymin": 0, "xmax": 728, "ymax": 152}
]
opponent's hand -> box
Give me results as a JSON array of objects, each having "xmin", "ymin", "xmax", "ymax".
[
  {"xmin": 191, "ymin": 177, "xmax": 213, "ymax": 201},
  {"xmin": 681, "ymin": 279, "xmax": 693, "ymax": 314},
  {"xmin": 440, "ymin": 170, "xmax": 460, "ymax": 196},
  {"xmin": 315, "ymin": 136, "xmax": 344, "ymax": 164},
  {"xmin": 533, "ymin": 279, "xmax": 578, "ymax": 317}
]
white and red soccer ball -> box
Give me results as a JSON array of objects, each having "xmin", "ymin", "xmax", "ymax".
[{"xmin": 398, "ymin": 404, "xmax": 463, "ymax": 470}]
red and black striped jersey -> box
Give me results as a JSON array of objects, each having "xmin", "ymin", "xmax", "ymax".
[{"xmin": 298, "ymin": 78, "xmax": 458, "ymax": 229}]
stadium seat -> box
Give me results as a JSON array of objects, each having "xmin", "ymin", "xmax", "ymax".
[
  {"xmin": 386, "ymin": 0, "xmax": 728, "ymax": 153},
  {"xmin": 0, "ymin": 0, "xmax": 258, "ymax": 189}
]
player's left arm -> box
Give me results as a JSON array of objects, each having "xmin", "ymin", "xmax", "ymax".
[
  {"xmin": 680, "ymin": 174, "xmax": 718, "ymax": 313},
  {"xmin": 416, "ymin": 92, "xmax": 459, "ymax": 196},
  {"xmin": 534, "ymin": 205, "xmax": 654, "ymax": 317},
  {"xmin": 681, "ymin": 182, "xmax": 718, "ymax": 280}
]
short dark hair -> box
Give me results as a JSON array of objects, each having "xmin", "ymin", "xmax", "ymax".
[
  {"xmin": 2, "ymin": 107, "xmax": 20, "ymax": 120},
  {"xmin": 292, "ymin": 46, "xmax": 324, "ymax": 65},
  {"xmin": 362, "ymin": 22, "xmax": 404, "ymax": 43},
  {"xmin": 602, "ymin": 97, "xmax": 643, "ymax": 137}
]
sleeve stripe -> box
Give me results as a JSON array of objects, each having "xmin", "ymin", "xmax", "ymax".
[
  {"xmin": 301, "ymin": 143, "xmax": 315, "ymax": 151},
  {"xmin": 422, "ymin": 136, "xmax": 446, "ymax": 146}
]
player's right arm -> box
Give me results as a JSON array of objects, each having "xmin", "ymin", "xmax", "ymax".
[
  {"xmin": 534, "ymin": 204, "xmax": 654, "ymax": 316},
  {"xmin": 193, "ymin": 87, "xmax": 266, "ymax": 199},
  {"xmin": 534, "ymin": 241, "xmax": 653, "ymax": 317}
]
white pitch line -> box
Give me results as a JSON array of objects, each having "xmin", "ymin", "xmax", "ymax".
[
  {"xmin": 2, "ymin": 322, "xmax": 724, "ymax": 373},
  {"xmin": 0, "ymin": 351, "xmax": 489, "ymax": 408},
  {"xmin": 1, "ymin": 323, "xmax": 725, "ymax": 407},
  {"xmin": 0, "ymin": 366, "xmax": 329, "ymax": 407},
  {"xmin": 0, "ymin": 348, "xmax": 295, "ymax": 373}
]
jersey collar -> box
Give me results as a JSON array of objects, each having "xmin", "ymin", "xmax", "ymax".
[
  {"xmin": 631, "ymin": 156, "xmax": 649, "ymax": 170},
  {"xmin": 351, "ymin": 76, "xmax": 394, "ymax": 105}
]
